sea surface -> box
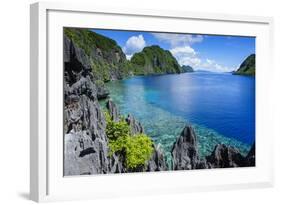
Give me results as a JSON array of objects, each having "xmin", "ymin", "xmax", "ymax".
[{"xmin": 100, "ymin": 71, "xmax": 255, "ymax": 165}]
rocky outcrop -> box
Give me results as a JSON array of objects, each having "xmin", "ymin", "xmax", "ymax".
[
  {"xmin": 63, "ymin": 38, "xmax": 168, "ymax": 174},
  {"xmin": 171, "ymin": 125, "xmax": 256, "ymax": 170},
  {"xmin": 64, "ymin": 28, "xmax": 130, "ymax": 83},
  {"xmin": 181, "ymin": 65, "xmax": 194, "ymax": 73},
  {"xmin": 96, "ymin": 83, "xmax": 109, "ymax": 99},
  {"xmin": 64, "ymin": 131, "xmax": 109, "ymax": 175},
  {"xmin": 105, "ymin": 100, "xmax": 167, "ymax": 172},
  {"xmin": 146, "ymin": 144, "xmax": 168, "ymax": 171},
  {"xmin": 171, "ymin": 125, "xmax": 204, "ymax": 170},
  {"xmin": 206, "ymin": 144, "xmax": 246, "ymax": 168},
  {"xmin": 245, "ymin": 142, "xmax": 255, "ymax": 166},
  {"xmin": 130, "ymin": 45, "xmax": 182, "ymax": 75},
  {"xmin": 125, "ymin": 114, "xmax": 144, "ymax": 135},
  {"xmin": 106, "ymin": 99, "xmax": 120, "ymax": 122},
  {"xmin": 64, "ymin": 34, "xmax": 111, "ymax": 175},
  {"xmin": 234, "ymin": 54, "xmax": 255, "ymax": 76}
]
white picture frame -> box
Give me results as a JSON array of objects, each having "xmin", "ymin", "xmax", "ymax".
[{"xmin": 30, "ymin": 1, "xmax": 274, "ymax": 202}]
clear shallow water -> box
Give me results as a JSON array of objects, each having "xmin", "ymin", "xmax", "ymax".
[{"xmin": 100, "ymin": 72, "xmax": 255, "ymax": 164}]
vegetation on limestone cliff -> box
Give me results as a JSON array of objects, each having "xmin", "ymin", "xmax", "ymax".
[
  {"xmin": 234, "ymin": 54, "xmax": 255, "ymax": 76},
  {"xmin": 130, "ymin": 45, "xmax": 182, "ymax": 75},
  {"xmin": 64, "ymin": 28, "xmax": 133, "ymax": 82},
  {"xmin": 104, "ymin": 111, "xmax": 153, "ymax": 169},
  {"xmin": 64, "ymin": 28, "xmax": 188, "ymax": 82},
  {"xmin": 181, "ymin": 65, "xmax": 194, "ymax": 72}
]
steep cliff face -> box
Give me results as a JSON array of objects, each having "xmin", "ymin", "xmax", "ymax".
[
  {"xmin": 64, "ymin": 35, "xmax": 168, "ymax": 175},
  {"xmin": 64, "ymin": 35, "xmax": 110, "ymax": 175},
  {"xmin": 64, "ymin": 28, "xmax": 132, "ymax": 83},
  {"xmin": 234, "ymin": 54, "xmax": 255, "ymax": 76},
  {"xmin": 130, "ymin": 45, "xmax": 182, "ymax": 75}
]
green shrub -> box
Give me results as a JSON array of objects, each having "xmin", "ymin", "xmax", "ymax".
[
  {"xmin": 104, "ymin": 111, "xmax": 153, "ymax": 169},
  {"xmin": 104, "ymin": 111, "xmax": 130, "ymax": 141},
  {"xmin": 124, "ymin": 134, "xmax": 153, "ymax": 169}
]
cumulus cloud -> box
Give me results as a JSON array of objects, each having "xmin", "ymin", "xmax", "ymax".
[
  {"xmin": 170, "ymin": 46, "xmax": 233, "ymax": 72},
  {"xmin": 170, "ymin": 46, "xmax": 201, "ymax": 67},
  {"xmin": 122, "ymin": 35, "xmax": 146, "ymax": 59},
  {"xmin": 152, "ymin": 33, "xmax": 203, "ymax": 47},
  {"xmin": 200, "ymin": 58, "xmax": 234, "ymax": 72}
]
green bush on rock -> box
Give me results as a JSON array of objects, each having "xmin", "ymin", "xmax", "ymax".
[
  {"xmin": 104, "ymin": 111, "xmax": 153, "ymax": 169},
  {"xmin": 124, "ymin": 134, "xmax": 153, "ymax": 169},
  {"xmin": 104, "ymin": 111, "xmax": 130, "ymax": 141}
]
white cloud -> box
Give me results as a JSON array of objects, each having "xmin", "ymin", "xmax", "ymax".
[
  {"xmin": 125, "ymin": 54, "xmax": 133, "ymax": 60},
  {"xmin": 122, "ymin": 35, "xmax": 146, "ymax": 59},
  {"xmin": 152, "ymin": 33, "xmax": 203, "ymax": 47},
  {"xmin": 122, "ymin": 33, "xmax": 233, "ymax": 73},
  {"xmin": 200, "ymin": 58, "xmax": 234, "ymax": 72},
  {"xmin": 170, "ymin": 46, "xmax": 201, "ymax": 67},
  {"xmin": 170, "ymin": 46, "xmax": 234, "ymax": 72}
]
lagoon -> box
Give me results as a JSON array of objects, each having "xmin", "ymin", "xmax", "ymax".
[{"xmin": 101, "ymin": 71, "xmax": 255, "ymax": 162}]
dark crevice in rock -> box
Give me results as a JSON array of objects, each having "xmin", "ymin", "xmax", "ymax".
[{"xmin": 79, "ymin": 147, "xmax": 96, "ymax": 157}]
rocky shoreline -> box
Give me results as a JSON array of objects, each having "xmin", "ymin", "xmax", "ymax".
[{"xmin": 63, "ymin": 34, "xmax": 255, "ymax": 176}]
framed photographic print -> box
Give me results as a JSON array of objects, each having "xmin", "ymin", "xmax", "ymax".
[{"xmin": 30, "ymin": 2, "xmax": 274, "ymax": 202}]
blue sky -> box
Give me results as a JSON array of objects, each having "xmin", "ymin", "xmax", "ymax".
[{"xmin": 92, "ymin": 29, "xmax": 255, "ymax": 72}]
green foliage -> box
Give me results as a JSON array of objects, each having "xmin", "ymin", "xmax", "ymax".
[
  {"xmin": 130, "ymin": 53, "xmax": 145, "ymax": 66},
  {"xmin": 104, "ymin": 111, "xmax": 153, "ymax": 169},
  {"xmin": 94, "ymin": 79, "xmax": 105, "ymax": 87},
  {"xmin": 234, "ymin": 54, "xmax": 255, "ymax": 76},
  {"xmin": 124, "ymin": 134, "xmax": 153, "ymax": 169},
  {"xmin": 104, "ymin": 111, "xmax": 130, "ymax": 141},
  {"xmin": 64, "ymin": 28, "xmax": 134, "ymax": 82},
  {"xmin": 181, "ymin": 65, "xmax": 194, "ymax": 72},
  {"xmin": 130, "ymin": 45, "xmax": 182, "ymax": 75},
  {"xmin": 65, "ymin": 28, "xmax": 185, "ymax": 81},
  {"xmin": 64, "ymin": 27, "xmax": 118, "ymax": 56}
]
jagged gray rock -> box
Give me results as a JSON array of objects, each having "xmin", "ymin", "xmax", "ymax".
[
  {"xmin": 64, "ymin": 131, "xmax": 110, "ymax": 175},
  {"xmin": 109, "ymin": 153, "xmax": 126, "ymax": 173},
  {"xmin": 96, "ymin": 84, "xmax": 109, "ymax": 99},
  {"xmin": 64, "ymin": 34, "xmax": 169, "ymax": 175},
  {"xmin": 125, "ymin": 114, "xmax": 144, "ymax": 135},
  {"xmin": 171, "ymin": 125, "xmax": 200, "ymax": 170},
  {"xmin": 171, "ymin": 125, "xmax": 256, "ymax": 170},
  {"xmin": 64, "ymin": 35, "xmax": 111, "ymax": 176},
  {"xmin": 106, "ymin": 99, "xmax": 120, "ymax": 122},
  {"xmin": 146, "ymin": 144, "xmax": 168, "ymax": 171},
  {"xmin": 206, "ymin": 144, "xmax": 246, "ymax": 168},
  {"xmin": 64, "ymin": 35, "xmax": 92, "ymax": 85},
  {"xmin": 245, "ymin": 142, "xmax": 255, "ymax": 166}
]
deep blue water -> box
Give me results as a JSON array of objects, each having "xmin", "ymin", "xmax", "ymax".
[{"xmin": 102, "ymin": 72, "xmax": 255, "ymax": 160}]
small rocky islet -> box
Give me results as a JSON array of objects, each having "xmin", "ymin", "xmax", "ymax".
[{"xmin": 63, "ymin": 28, "xmax": 255, "ymax": 175}]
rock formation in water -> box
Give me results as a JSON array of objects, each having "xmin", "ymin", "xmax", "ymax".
[
  {"xmin": 130, "ymin": 45, "xmax": 183, "ymax": 75},
  {"xmin": 181, "ymin": 65, "xmax": 194, "ymax": 73},
  {"xmin": 171, "ymin": 125, "xmax": 255, "ymax": 170},
  {"xmin": 171, "ymin": 125, "xmax": 201, "ymax": 170},
  {"xmin": 234, "ymin": 54, "xmax": 255, "ymax": 76},
  {"xmin": 125, "ymin": 114, "xmax": 144, "ymax": 135}
]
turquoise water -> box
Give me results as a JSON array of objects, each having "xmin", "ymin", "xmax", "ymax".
[{"xmin": 100, "ymin": 72, "xmax": 254, "ymax": 165}]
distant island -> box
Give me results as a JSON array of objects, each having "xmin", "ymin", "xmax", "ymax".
[
  {"xmin": 181, "ymin": 65, "xmax": 194, "ymax": 72},
  {"xmin": 130, "ymin": 45, "xmax": 183, "ymax": 75},
  {"xmin": 233, "ymin": 54, "xmax": 255, "ymax": 76}
]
